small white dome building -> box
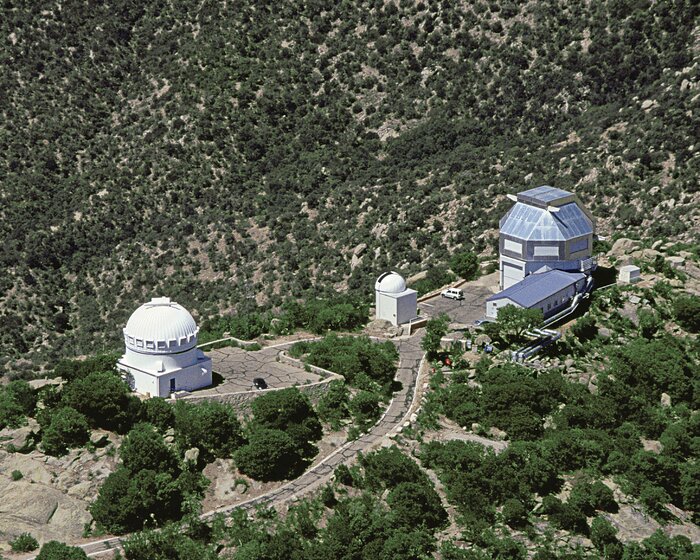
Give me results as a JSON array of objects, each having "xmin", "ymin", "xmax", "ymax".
[
  {"xmin": 117, "ymin": 297, "xmax": 212, "ymax": 397},
  {"xmin": 375, "ymin": 272, "xmax": 418, "ymax": 326}
]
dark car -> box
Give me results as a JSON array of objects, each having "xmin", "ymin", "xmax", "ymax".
[{"xmin": 253, "ymin": 377, "xmax": 267, "ymax": 390}]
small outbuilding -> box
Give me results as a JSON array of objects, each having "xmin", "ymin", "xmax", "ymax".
[
  {"xmin": 485, "ymin": 269, "xmax": 588, "ymax": 320},
  {"xmin": 375, "ymin": 272, "xmax": 418, "ymax": 326},
  {"xmin": 618, "ymin": 264, "xmax": 641, "ymax": 284},
  {"xmin": 117, "ymin": 297, "xmax": 212, "ymax": 397}
]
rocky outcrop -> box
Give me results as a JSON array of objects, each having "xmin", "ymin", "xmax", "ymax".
[{"xmin": 0, "ymin": 477, "xmax": 91, "ymax": 545}]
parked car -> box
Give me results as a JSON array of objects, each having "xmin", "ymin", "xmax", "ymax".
[
  {"xmin": 441, "ymin": 287, "xmax": 464, "ymax": 300},
  {"xmin": 253, "ymin": 377, "xmax": 267, "ymax": 390}
]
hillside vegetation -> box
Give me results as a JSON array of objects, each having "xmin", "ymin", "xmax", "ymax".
[{"xmin": 1, "ymin": 0, "xmax": 699, "ymax": 372}]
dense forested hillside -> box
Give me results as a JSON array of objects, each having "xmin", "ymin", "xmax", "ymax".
[{"xmin": 1, "ymin": 0, "xmax": 698, "ymax": 372}]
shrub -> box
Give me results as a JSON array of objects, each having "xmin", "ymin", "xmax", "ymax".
[
  {"xmin": 173, "ymin": 401, "xmax": 244, "ymax": 462},
  {"xmin": 36, "ymin": 540, "xmax": 89, "ymax": 559},
  {"xmin": 41, "ymin": 407, "xmax": 90, "ymax": 456},
  {"xmin": 673, "ymin": 295, "xmax": 700, "ymax": 332},
  {"xmin": 11, "ymin": 533, "xmax": 39, "ymax": 552},
  {"xmin": 11, "ymin": 469, "xmax": 23, "ymax": 481},
  {"xmin": 502, "ymin": 498, "xmax": 528, "ymax": 528},
  {"xmin": 233, "ymin": 428, "xmax": 303, "ymax": 481}
]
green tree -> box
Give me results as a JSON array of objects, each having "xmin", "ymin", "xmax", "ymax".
[
  {"xmin": 250, "ymin": 387, "xmax": 321, "ymax": 454},
  {"xmin": 672, "ymin": 295, "xmax": 700, "ymax": 332},
  {"xmin": 348, "ymin": 390, "xmax": 382, "ymax": 431},
  {"xmin": 120, "ymin": 423, "xmax": 179, "ymax": 476},
  {"xmin": 570, "ymin": 315, "xmax": 597, "ymax": 342},
  {"xmin": 0, "ymin": 390, "xmax": 25, "ymax": 429},
  {"xmin": 233, "ymin": 428, "xmax": 303, "ymax": 481},
  {"xmin": 387, "ymin": 481, "xmax": 448, "ymax": 531},
  {"xmin": 36, "ymin": 541, "xmax": 89, "ymax": 560},
  {"xmin": 173, "ymin": 401, "xmax": 244, "ymax": 462},
  {"xmin": 360, "ymin": 446, "xmax": 427, "ymax": 490},
  {"xmin": 495, "ymin": 305, "xmax": 543, "ymax": 344},
  {"xmin": 41, "ymin": 407, "xmax": 90, "ymax": 456},
  {"xmin": 53, "ymin": 354, "xmax": 118, "ymax": 382},
  {"xmin": 638, "ymin": 308, "xmax": 662, "ymax": 339},
  {"xmin": 316, "ymin": 380, "xmax": 350, "ymax": 429},
  {"xmin": 6, "ymin": 380, "xmax": 37, "ymax": 415},
  {"xmin": 141, "ymin": 398, "xmax": 175, "ymax": 432},
  {"xmin": 590, "ymin": 516, "xmax": 618, "ymax": 553},
  {"xmin": 421, "ymin": 313, "xmax": 449, "ymax": 358},
  {"xmin": 61, "ymin": 371, "xmax": 140, "ymax": 433},
  {"xmin": 450, "ymin": 251, "xmax": 479, "ymax": 280},
  {"xmin": 90, "ymin": 468, "xmax": 183, "ymax": 534},
  {"xmin": 121, "ymin": 525, "xmax": 217, "ymax": 560},
  {"xmin": 502, "ymin": 498, "xmax": 528, "ymax": 528}
]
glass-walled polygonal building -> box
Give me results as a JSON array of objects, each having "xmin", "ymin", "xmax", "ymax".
[{"xmin": 499, "ymin": 186, "xmax": 595, "ymax": 289}]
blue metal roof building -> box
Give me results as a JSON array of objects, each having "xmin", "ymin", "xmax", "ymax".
[
  {"xmin": 485, "ymin": 269, "xmax": 588, "ymax": 320},
  {"xmin": 498, "ymin": 186, "xmax": 595, "ymax": 289}
]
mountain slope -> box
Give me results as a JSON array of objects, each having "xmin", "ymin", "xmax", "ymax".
[{"xmin": 1, "ymin": 0, "xmax": 698, "ymax": 371}]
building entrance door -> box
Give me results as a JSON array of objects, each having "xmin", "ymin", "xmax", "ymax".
[{"xmin": 169, "ymin": 378, "xmax": 176, "ymax": 393}]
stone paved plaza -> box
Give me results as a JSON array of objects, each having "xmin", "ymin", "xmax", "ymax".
[{"xmin": 196, "ymin": 344, "xmax": 323, "ymax": 395}]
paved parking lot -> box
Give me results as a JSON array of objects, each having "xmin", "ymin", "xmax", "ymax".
[
  {"xmin": 196, "ymin": 344, "xmax": 323, "ymax": 396},
  {"xmin": 418, "ymin": 274, "xmax": 496, "ymax": 325}
]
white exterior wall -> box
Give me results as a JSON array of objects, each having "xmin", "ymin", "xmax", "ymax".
[
  {"xmin": 376, "ymin": 290, "xmax": 417, "ymax": 326},
  {"xmin": 486, "ymin": 297, "xmax": 520, "ymax": 318},
  {"xmin": 395, "ymin": 291, "xmax": 418, "ymax": 325},
  {"xmin": 376, "ymin": 293, "xmax": 398, "ymax": 325},
  {"xmin": 500, "ymin": 255, "xmax": 525, "ymax": 289},
  {"xmin": 118, "ymin": 350, "xmax": 212, "ymax": 398},
  {"xmin": 619, "ymin": 266, "xmax": 641, "ymax": 283},
  {"xmin": 157, "ymin": 358, "xmax": 212, "ymax": 397}
]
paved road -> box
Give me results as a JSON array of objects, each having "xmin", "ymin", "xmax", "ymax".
[{"xmin": 24, "ymin": 332, "xmax": 426, "ymax": 559}]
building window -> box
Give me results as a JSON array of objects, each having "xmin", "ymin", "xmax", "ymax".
[
  {"xmin": 136, "ymin": 339, "xmax": 144, "ymax": 348},
  {"xmin": 547, "ymin": 303, "xmax": 551, "ymax": 310},
  {"xmin": 570, "ymin": 237, "xmax": 589, "ymax": 253},
  {"xmin": 157, "ymin": 341, "xmax": 166, "ymax": 349},
  {"xmin": 146, "ymin": 341, "xmax": 155, "ymax": 350}
]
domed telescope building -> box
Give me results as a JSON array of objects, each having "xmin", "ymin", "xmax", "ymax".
[
  {"xmin": 117, "ymin": 297, "xmax": 212, "ymax": 397},
  {"xmin": 498, "ymin": 185, "xmax": 595, "ymax": 289},
  {"xmin": 375, "ymin": 272, "xmax": 417, "ymax": 326}
]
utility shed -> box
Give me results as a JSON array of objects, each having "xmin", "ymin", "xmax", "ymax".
[
  {"xmin": 499, "ymin": 186, "xmax": 595, "ymax": 289},
  {"xmin": 486, "ymin": 269, "xmax": 587, "ymax": 320},
  {"xmin": 375, "ymin": 272, "xmax": 418, "ymax": 326},
  {"xmin": 619, "ymin": 265, "xmax": 641, "ymax": 284}
]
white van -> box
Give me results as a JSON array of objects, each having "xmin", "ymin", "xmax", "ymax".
[{"xmin": 441, "ymin": 288, "xmax": 464, "ymax": 300}]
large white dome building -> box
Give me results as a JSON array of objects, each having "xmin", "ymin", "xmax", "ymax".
[
  {"xmin": 375, "ymin": 272, "xmax": 418, "ymax": 326},
  {"xmin": 117, "ymin": 297, "xmax": 212, "ymax": 397}
]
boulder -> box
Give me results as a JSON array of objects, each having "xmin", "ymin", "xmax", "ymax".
[
  {"xmin": 651, "ymin": 240, "xmax": 664, "ymax": 251},
  {"xmin": 609, "ymin": 238, "xmax": 641, "ymax": 258},
  {"xmin": 487, "ymin": 427, "xmax": 508, "ymax": 440},
  {"xmin": 89, "ymin": 430, "xmax": 109, "ymax": 448},
  {"xmin": 184, "ymin": 447, "xmax": 200, "ymax": 465},
  {"xmin": 666, "ymin": 255, "xmax": 685, "ymax": 269},
  {"xmin": 660, "ymin": 393, "xmax": 672, "ymax": 408}
]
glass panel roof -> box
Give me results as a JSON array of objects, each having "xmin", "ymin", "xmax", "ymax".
[
  {"xmin": 517, "ymin": 186, "xmax": 574, "ymax": 207},
  {"xmin": 500, "ymin": 202, "xmax": 593, "ymax": 241}
]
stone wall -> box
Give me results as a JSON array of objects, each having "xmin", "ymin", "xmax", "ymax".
[{"xmin": 182, "ymin": 351, "xmax": 342, "ymax": 414}]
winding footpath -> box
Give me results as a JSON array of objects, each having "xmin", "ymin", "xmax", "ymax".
[{"xmin": 24, "ymin": 332, "xmax": 426, "ymax": 559}]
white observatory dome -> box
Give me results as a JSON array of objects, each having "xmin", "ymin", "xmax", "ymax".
[
  {"xmin": 375, "ymin": 271, "xmax": 407, "ymax": 294},
  {"xmin": 123, "ymin": 297, "xmax": 199, "ymax": 354}
]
